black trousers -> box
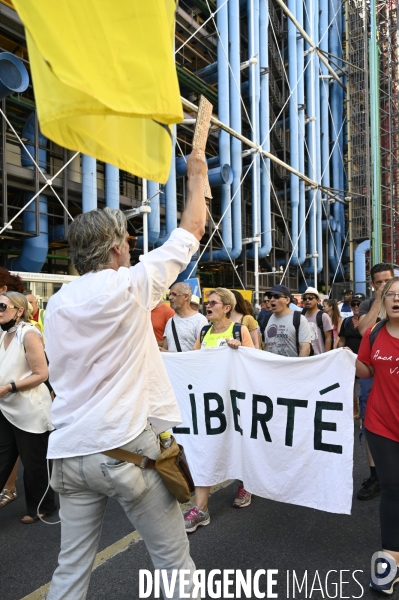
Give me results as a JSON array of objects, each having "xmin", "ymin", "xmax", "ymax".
[
  {"xmin": 0, "ymin": 410, "xmax": 56, "ymax": 517},
  {"xmin": 366, "ymin": 428, "xmax": 399, "ymax": 552}
]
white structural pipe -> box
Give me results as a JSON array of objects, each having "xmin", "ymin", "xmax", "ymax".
[
  {"xmin": 249, "ymin": 0, "xmax": 260, "ymax": 303},
  {"xmin": 142, "ymin": 179, "xmax": 148, "ymax": 254}
]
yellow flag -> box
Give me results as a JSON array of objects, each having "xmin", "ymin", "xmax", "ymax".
[{"xmin": 12, "ymin": 0, "xmax": 183, "ymax": 183}]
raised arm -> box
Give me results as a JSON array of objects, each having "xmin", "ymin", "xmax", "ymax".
[
  {"xmin": 179, "ymin": 150, "xmax": 207, "ymax": 241},
  {"xmin": 358, "ymin": 301, "xmax": 381, "ymax": 336}
]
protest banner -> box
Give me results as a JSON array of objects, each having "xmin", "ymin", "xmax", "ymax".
[{"xmin": 162, "ymin": 347, "xmax": 356, "ymax": 515}]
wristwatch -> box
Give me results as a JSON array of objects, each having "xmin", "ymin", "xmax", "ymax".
[{"xmin": 10, "ymin": 382, "xmax": 18, "ymax": 393}]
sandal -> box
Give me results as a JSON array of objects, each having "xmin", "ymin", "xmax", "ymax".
[
  {"xmin": 0, "ymin": 488, "xmax": 17, "ymax": 508},
  {"xmin": 21, "ymin": 507, "xmax": 57, "ymax": 524}
]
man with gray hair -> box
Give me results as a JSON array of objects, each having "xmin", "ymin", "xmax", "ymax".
[
  {"xmin": 44, "ymin": 151, "xmax": 207, "ymax": 599},
  {"xmin": 162, "ymin": 281, "xmax": 208, "ymax": 352}
]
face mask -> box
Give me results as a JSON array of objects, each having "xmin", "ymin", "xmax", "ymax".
[{"xmin": 0, "ymin": 316, "xmax": 17, "ymax": 332}]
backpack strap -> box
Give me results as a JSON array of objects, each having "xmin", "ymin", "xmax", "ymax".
[
  {"xmin": 232, "ymin": 322, "xmax": 243, "ymax": 342},
  {"xmin": 171, "ymin": 318, "xmax": 182, "ymax": 352},
  {"xmin": 293, "ymin": 311, "xmax": 301, "ymax": 355},
  {"xmin": 316, "ymin": 310, "xmax": 325, "ymax": 344},
  {"xmin": 200, "ymin": 324, "xmax": 212, "ymax": 344},
  {"xmin": 369, "ymin": 319, "xmax": 388, "ymax": 349},
  {"xmin": 262, "ymin": 313, "xmax": 273, "ymax": 342}
]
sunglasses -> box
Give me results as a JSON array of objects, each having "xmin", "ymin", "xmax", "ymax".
[
  {"xmin": 206, "ymin": 300, "xmax": 223, "ymax": 307},
  {"xmin": 126, "ymin": 235, "xmax": 137, "ymax": 250},
  {"xmin": 266, "ymin": 294, "xmax": 286, "ymax": 300},
  {"xmin": 350, "ymin": 302, "xmax": 360, "ymax": 307},
  {"xmin": 0, "ymin": 303, "xmax": 17, "ymax": 312},
  {"xmin": 303, "ymin": 296, "xmax": 316, "ymax": 301}
]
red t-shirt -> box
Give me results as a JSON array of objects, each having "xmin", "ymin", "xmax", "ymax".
[
  {"xmin": 150, "ymin": 303, "xmax": 175, "ymax": 341},
  {"xmin": 357, "ymin": 325, "xmax": 399, "ymax": 442}
]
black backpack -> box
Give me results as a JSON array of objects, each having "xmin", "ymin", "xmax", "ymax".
[
  {"xmin": 302, "ymin": 308, "xmax": 325, "ymax": 344},
  {"xmin": 263, "ymin": 311, "xmax": 308, "ymax": 356},
  {"xmin": 200, "ymin": 322, "xmax": 243, "ymax": 344},
  {"xmin": 369, "ymin": 319, "xmax": 388, "ymax": 348}
]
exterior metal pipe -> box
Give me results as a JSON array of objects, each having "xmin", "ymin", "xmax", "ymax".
[
  {"xmin": 181, "ymin": 96, "xmax": 345, "ymax": 202},
  {"xmin": 273, "ymin": 0, "xmax": 345, "ymax": 90},
  {"xmin": 288, "ymin": 0, "xmax": 300, "ymax": 266},
  {"xmin": 105, "ymin": 164, "xmax": 119, "ymax": 209},
  {"xmin": 369, "ymin": 0, "xmax": 382, "ymax": 264},
  {"xmin": 329, "ymin": 0, "xmax": 342, "ymax": 272},
  {"xmin": 304, "ymin": 0, "xmax": 317, "ymax": 285},
  {"xmin": 319, "ymin": 0, "xmax": 332, "ymax": 265},
  {"xmin": 246, "ymin": 0, "xmax": 261, "ymax": 306},
  {"xmin": 296, "ymin": 0, "xmax": 306, "ymax": 265},
  {"xmin": 204, "ymin": 0, "xmax": 242, "ymax": 261},
  {"xmin": 8, "ymin": 112, "xmax": 48, "ymax": 272},
  {"xmin": 136, "ymin": 180, "xmax": 160, "ymax": 250},
  {"xmin": 258, "ymin": 0, "xmax": 272, "ymax": 258},
  {"xmin": 165, "ymin": 125, "xmax": 178, "ymax": 238},
  {"xmin": 82, "ymin": 155, "xmax": 97, "ymax": 213},
  {"xmin": 216, "ymin": 0, "xmax": 232, "ymax": 254},
  {"xmin": 354, "ymin": 239, "xmax": 371, "ymax": 296},
  {"xmin": 313, "ymin": 0, "xmax": 323, "ymax": 274}
]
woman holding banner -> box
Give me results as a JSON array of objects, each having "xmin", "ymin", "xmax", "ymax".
[
  {"xmin": 356, "ymin": 276, "xmax": 399, "ymax": 594},
  {"xmin": 183, "ymin": 288, "xmax": 254, "ymax": 533}
]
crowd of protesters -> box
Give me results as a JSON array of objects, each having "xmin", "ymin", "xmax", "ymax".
[{"xmin": 1, "ymin": 240, "xmax": 398, "ymax": 594}]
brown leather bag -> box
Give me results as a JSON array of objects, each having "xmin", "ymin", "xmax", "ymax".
[{"xmin": 103, "ymin": 435, "xmax": 195, "ymax": 504}]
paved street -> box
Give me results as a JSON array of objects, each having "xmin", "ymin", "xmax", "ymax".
[{"xmin": 0, "ymin": 421, "xmax": 395, "ymax": 600}]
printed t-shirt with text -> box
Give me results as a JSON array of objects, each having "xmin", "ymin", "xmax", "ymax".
[
  {"xmin": 164, "ymin": 312, "xmax": 208, "ymax": 352},
  {"xmin": 265, "ymin": 312, "xmax": 311, "ymax": 357},
  {"xmin": 305, "ymin": 311, "xmax": 333, "ymax": 355},
  {"xmin": 357, "ymin": 325, "xmax": 399, "ymax": 442}
]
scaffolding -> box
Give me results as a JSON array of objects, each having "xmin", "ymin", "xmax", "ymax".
[
  {"xmin": 378, "ymin": 0, "xmax": 399, "ymax": 265},
  {"xmin": 346, "ymin": 0, "xmax": 372, "ymax": 244}
]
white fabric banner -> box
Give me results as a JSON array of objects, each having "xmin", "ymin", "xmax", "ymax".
[{"xmin": 162, "ymin": 347, "xmax": 356, "ymax": 515}]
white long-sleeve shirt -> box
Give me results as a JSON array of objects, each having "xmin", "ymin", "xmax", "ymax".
[{"xmin": 45, "ymin": 228, "xmax": 199, "ymax": 458}]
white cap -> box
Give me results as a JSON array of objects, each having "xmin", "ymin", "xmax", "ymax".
[
  {"xmin": 303, "ymin": 286, "xmax": 320, "ymax": 299},
  {"xmin": 191, "ymin": 294, "xmax": 200, "ymax": 305}
]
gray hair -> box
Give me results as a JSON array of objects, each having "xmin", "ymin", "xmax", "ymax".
[
  {"xmin": 1, "ymin": 291, "xmax": 30, "ymax": 321},
  {"xmin": 68, "ymin": 208, "xmax": 127, "ymax": 275},
  {"xmin": 170, "ymin": 282, "xmax": 193, "ymax": 297}
]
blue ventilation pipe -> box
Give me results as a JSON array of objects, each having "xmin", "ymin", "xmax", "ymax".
[
  {"xmin": 287, "ymin": 0, "xmax": 300, "ymax": 265},
  {"xmin": 329, "ymin": 0, "xmax": 342, "ymax": 272},
  {"xmin": 259, "ymin": 0, "xmax": 272, "ymax": 258},
  {"xmin": 354, "ymin": 240, "xmax": 370, "ymax": 295},
  {"xmin": 156, "ymin": 126, "xmax": 178, "ymax": 247},
  {"xmin": 304, "ymin": 0, "xmax": 316, "ymax": 270},
  {"xmin": 82, "ymin": 155, "xmax": 97, "ymax": 213},
  {"xmin": 105, "ymin": 164, "xmax": 119, "ymax": 209},
  {"xmin": 313, "ymin": 0, "xmax": 323, "ymax": 274},
  {"xmin": 296, "ymin": 0, "xmax": 306, "ymax": 264},
  {"xmin": 215, "ymin": 0, "xmax": 232, "ymax": 256},
  {"xmin": 7, "ymin": 112, "xmax": 48, "ymax": 272},
  {"xmin": 319, "ymin": 0, "xmax": 335, "ymax": 262},
  {"xmin": 247, "ymin": 0, "xmax": 261, "ymax": 259}
]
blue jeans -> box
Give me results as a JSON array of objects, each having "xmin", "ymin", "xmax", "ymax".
[
  {"xmin": 359, "ymin": 377, "xmax": 374, "ymax": 421},
  {"xmin": 47, "ymin": 422, "xmax": 195, "ymax": 600}
]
